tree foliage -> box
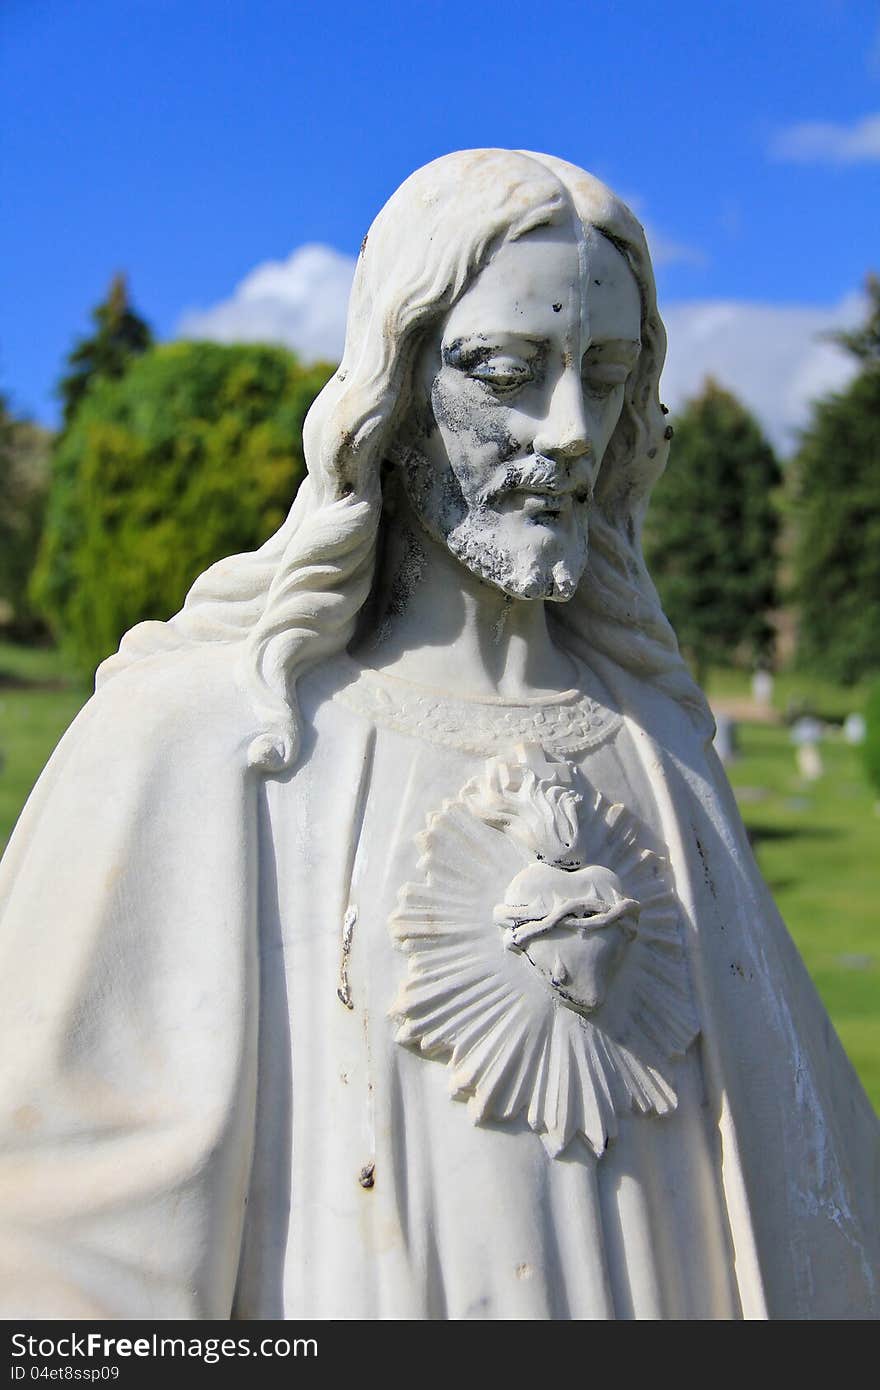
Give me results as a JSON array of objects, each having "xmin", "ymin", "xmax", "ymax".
[
  {"xmin": 0, "ymin": 397, "xmax": 51, "ymax": 638},
  {"xmin": 793, "ymin": 276, "xmax": 880, "ymax": 685},
  {"xmin": 829, "ymin": 271, "xmax": 880, "ymax": 365},
  {"xmin": 643, "ymin": 380, "xmax": 782, "ymax": 682},
  {"xmin": 32, "ymin": 342, "xmax": 334, "ymax": 678},
  {"xmin": 58, "ymin": 273, "xmax": 153, "ymax": 427}
]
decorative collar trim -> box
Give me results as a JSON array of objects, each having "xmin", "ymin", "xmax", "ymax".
[{"xmin": 331, "ymin": 658, "xmax": 622, "ymax": 756}]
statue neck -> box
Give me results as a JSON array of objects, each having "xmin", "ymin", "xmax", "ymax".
[{"xmin": 352, "ymin": 493, "xmax": 578, "ymax": 700}]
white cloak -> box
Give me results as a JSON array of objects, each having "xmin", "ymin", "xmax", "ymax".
[{"xmin": 0, "ymin": 643, "xmax": 877, "ymax": 1319}]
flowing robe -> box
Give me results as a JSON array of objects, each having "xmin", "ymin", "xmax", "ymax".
[{"xmin": 0, "ymin": 643, "xmax": 877, "ymax": 1319}]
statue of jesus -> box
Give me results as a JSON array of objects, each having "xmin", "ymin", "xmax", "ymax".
[{"xmin": 0, "ymin": 149, "xmax": 877, "ymax": 1320}]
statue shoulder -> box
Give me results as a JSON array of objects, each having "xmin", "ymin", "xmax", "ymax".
[
  {"xmin": 2, "ymin": 644, "xmax": 254, "ymax": 884},
  {"xmin": 81, "ymin": 642, "xmax": 255, "ymax": 768}
]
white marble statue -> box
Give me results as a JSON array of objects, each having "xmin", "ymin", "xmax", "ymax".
[{"xmin": 1, "ymin": 150, "xmax": 877, "ymax": 1321}]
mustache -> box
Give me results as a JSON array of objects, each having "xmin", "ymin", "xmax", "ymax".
[{"xmin": 479, "ymin": 455, "xmax": 595, "ymax": 507}]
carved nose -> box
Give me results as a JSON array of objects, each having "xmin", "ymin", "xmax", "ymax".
[
  {"xmin": 543, "ymin": 435, "xmax": 592, "ymax": 462},
  {"xmin": 533, "ymin": 367, "xmax": 593, "ymax": 465},
  {"xmin": 533, "ymin": 424, "xmax": 592, "ymax": 464}
]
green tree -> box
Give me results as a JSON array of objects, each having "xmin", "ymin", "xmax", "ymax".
[
  {"xmin": 0, "ymin": 396, "xmax": 52, "ymax": 639},
  {"xmin": 793, "ymin": 276, "xmax": 880, "ymax": 685},
  {"xmin": 58, "ymin": 273, "xmax": 153, "ymax": 427},
  {"xmin": 829, "ymin": 271, "xmax": 880, "ymax": 365},
  {"xmin": 643, "ymin": 380, "xmax": 782, "ymax": 684},
  {"xmin": 32, "ymin": 341, "xmax": 334, "ymax": 677}
]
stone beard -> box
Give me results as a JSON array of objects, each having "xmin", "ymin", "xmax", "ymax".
[{"xmin": 0, "ymin": 149, "xmax": 876, "ymax": 1322}]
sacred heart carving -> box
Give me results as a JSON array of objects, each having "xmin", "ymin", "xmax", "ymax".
[
  {"xmin": 389, "ymin": 749, "xmax": 699, "ymax": 1158},
  {"xmin": 495, "ymin": 861, "xmax": 640, "ymax": 1015}
]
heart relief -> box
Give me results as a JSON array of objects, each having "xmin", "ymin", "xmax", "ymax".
[{"xmin": 494, "ymin": 862, "xmax": 640, "ymax": 1014}]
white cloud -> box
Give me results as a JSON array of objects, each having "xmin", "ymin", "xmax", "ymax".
[
  {"xmin": 661, "ymin": 293, "xmax": 865, "ymax": 453},
  {"xmin": 178, "ymin": 241, "xmax": 865, "ymax": 456},
  {"xmin": 769, "ymin": 113, "xmax": 880, "ymax": 165},
  {"xmin": 178, "ymin": 244, "xmax": 356, "ymax": 362}
]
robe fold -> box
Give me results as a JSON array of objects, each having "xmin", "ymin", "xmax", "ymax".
[{"xmin": 0, "ymin": 643, "xmax": 877, "ymax": 1319}]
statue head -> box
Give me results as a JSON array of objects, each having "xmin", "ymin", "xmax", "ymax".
[
  {"xmin": 396, "ymin": 219, "xmax": 642, "ymax": 603},
  {"xmin": 99, "ymin": 150, "xmax": 708, "ymax": 769}
]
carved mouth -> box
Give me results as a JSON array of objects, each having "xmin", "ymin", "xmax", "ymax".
[
  {"xmin": 511, "ymin": 487, "xmax": 592, "ymax": 527},
  {"xmin": 520, "ymin": 495, "xmax": 566, "ymax": 522},
  {"xmin": 481, "ymin": 455, "xmax": 594, "ymax": 514}
]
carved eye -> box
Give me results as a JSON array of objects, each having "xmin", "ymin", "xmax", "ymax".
[
  {"xmin": 468, "ymin": 357, "xmax": 533, "ymax": 395},
  {"xmin": 582, "ymin": 369, "xmax": 628, "ymax": 401}
]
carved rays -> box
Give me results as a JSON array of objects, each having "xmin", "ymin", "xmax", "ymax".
[{"xmin": 389, "ymin": 753, "xmax": 699, "ymax": 1159}]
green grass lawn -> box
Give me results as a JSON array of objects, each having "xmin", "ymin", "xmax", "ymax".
[
  {"xmin": 720, "ymin": 721, "xmax": 879, "ymax": 1110},
  {"xmin": 1, "ymin": 642, "xmax": 878, "ymax": 1110},
  {"xmin": 706, "ymin": 664, "xmax": 871, "ymax": 723},
  {"xmin": 0, "ymin": 642, "xmax": 89, "ymax": 856}
]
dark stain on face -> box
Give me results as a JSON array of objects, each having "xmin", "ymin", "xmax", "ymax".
[
  {"xmin": 400, "ymin": 427, "xmax": 470, "ymax": 537},
  {"xmin": 428, "ymin": 373, "xmax": 524, "ymax": 488},
  {"xmin": 552, "ymin": 302, "xmax": 562, "ymax": 313}
]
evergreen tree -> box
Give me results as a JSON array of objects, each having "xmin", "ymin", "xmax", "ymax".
[
  {"xmin": 0, "ymin": 396, "xmax": 51, "ymax": 638},
  {"xmin": 828, "ymin": 271, "xmax": 880, "ymax": 365},
  {"xmin": 58, "ymin": 273, "xmax": 153, "ymax": 427},
  {"xmin": 793, "ymin": 275, "xmax": 880, "ymax": 684},
  {"xmin": 643, "ymin": 380, "xmax": 782, "ymax": 684},
  {"xmin": 33, "ymin": 341, "xmax": 333, "ymax": 678}
]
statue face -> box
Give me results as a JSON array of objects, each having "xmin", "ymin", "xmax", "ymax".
[{"xmin": 399, "ymin": 221, "xmax": 642, "ymax": 601}]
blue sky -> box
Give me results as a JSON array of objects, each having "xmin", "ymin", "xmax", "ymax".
[{"xmin": 2, "ymin": 0, "xmax": 879, "ymax": 448}]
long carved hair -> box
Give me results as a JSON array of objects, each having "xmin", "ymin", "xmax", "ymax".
[{"xmin": 97, "ymin": 149, "xmax": 710, "ymax": 770}]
